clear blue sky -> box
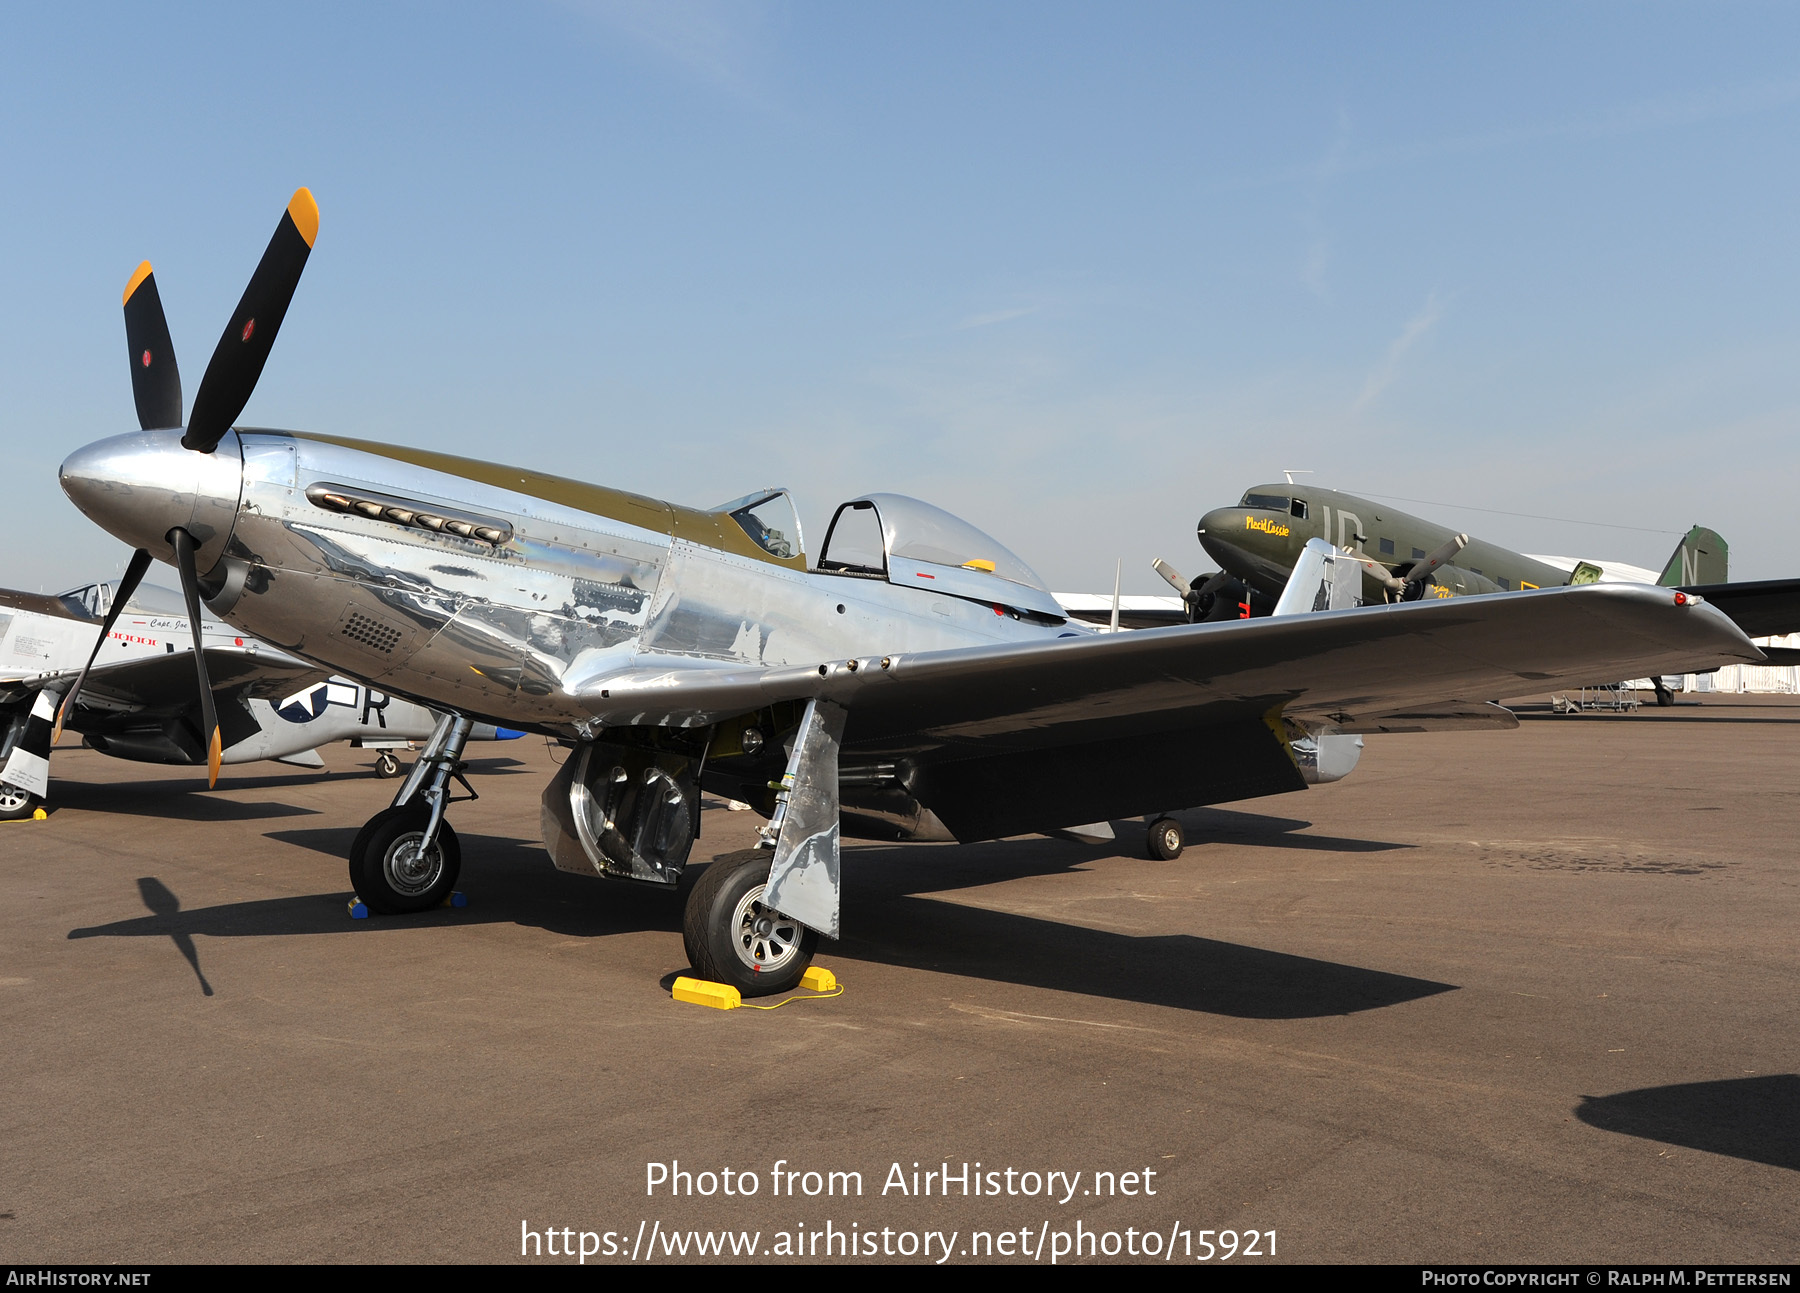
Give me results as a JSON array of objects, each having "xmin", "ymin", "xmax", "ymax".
[{"xmin": 5, "ymin": 2, "xmax": 1798, "ymax": 592}]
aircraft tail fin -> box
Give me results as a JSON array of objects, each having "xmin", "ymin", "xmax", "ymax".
[{"xmin": 1659, "ymin": 527, "xmax": 1728, "ymax": 587}]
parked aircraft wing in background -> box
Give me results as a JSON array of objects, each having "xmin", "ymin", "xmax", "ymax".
[{"xmin": 0, "ymin": 580, "xmax": 511, "ymax": 819}]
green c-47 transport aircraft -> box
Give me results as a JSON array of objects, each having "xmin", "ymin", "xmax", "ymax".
[
  {"xmin": 1168, "ymin": 484, "xmax": 1800, "ymax": 693},
  {"xmin": 1197, "ymin": 484, "xmax": 1725, "ymax": 607}
]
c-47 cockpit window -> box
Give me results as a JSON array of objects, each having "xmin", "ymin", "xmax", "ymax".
[
  {"xmin": 1241, "ymin": 492, "xmax": 1290, "ymax": 511},
  {"xmin": 718, "ymin": 490, "xmax": 803, "ymax": 561},
  {"xmin": 1289, "ymin": 499, "xmax": 1308, "ymax": 520}
]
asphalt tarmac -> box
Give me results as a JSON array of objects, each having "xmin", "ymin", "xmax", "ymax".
[{"xmin": 2, "ymin": 695, "xmax": 1795, "ymax": 1265}]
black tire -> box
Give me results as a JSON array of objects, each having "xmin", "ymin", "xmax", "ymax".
[
  {"xmin": 682, "ymin": 849, "xmax": 818, "ymax": 997},
  {"xmin": 348, "ymin": 804, "xmax": 461, "ymax": 914},
  {"xmin": 1146, "ymin": 815, "xmax": 1184, "ymax": 861},
  {"xmin": 0, "ymin": 783, "xmax": 41, "ymax": 822},
  {"xmin": 374, "ymin": 751, "xmax": 404, "ymax": 779}
]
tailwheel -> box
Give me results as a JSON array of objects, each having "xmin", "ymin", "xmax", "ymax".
[
  {"xmin": 0, "ymin": 783, "xmax": 41, "ymax": 822},
  {"xmin": 682, "ymin": 849, "xmax": 818, "ymax": 997},
  {"xmin": 1146, "ymin": 815, "xmax": 1185, "ymax": 861},
  {"xmin": 349, "ymin": 803, "xmax": 461, "ymax": 914},
  {"xmin": 373, "ymin": 750, "xmax": 404, "ymax": 778}
]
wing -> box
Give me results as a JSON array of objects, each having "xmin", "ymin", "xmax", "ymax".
[
  {"xmin": 580, "ymin": 584, "xmax": 1759, "ymax": 840},
  {"xmin": 45, "ymin": 648, "xmax": 329, "ymax": 718},
  {"xmin": 1, "ymin": 587, "xmax": 329, "ymax": 713},
  {"xmin": 1677, "ymin": 578, "xmax": 1800, "ymax": 640}
]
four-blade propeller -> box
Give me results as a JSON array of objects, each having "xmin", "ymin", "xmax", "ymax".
[{"xmin": 58, "ymin": 189, "xmax": 318, "ymax": 788}]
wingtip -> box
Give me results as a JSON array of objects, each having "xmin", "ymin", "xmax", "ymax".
[
  {"xmin": 123, "ymin": 260, "xmax": 154, "ymax": 308},
  {"xmin": 287, "ymin": 187, "xmax": 319, "ymax": 248}
]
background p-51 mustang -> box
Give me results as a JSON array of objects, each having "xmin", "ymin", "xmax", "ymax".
[{"xmin": 0, "ymin": 579, "xmax": 511, "ymax": 819}]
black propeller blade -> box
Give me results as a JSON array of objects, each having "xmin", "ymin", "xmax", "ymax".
[
  {"xmin": 183, "ymin": 187, "xmax": 319, "ymax": 454},
  {"xmin": 122, "ymin": 263, "xmax": 182, "ymax": 431},
  {"xmin": 53, "ymin": 548, "xmax": 154, "ymax": 745},
  {"xmin": 170, "ymin": 529, "xmax": 223, "ymax": 787}
]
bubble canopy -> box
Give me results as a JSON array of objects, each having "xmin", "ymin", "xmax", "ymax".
[{"xmin": 817, "ymin": 493, "xmax": 1065, "ymax": 619}]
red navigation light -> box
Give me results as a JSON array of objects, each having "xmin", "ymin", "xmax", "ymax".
[{"xmin": 1673, "ymin": 592, "xmax": 1688, "ymax": 606}]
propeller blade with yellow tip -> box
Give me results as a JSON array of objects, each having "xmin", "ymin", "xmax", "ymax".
[
  {"xmin": 123, "ymin": 263, "xmax": 182, "ymax": 430},
  {"xmin": 183, "ymin": 187, "xmax": 319, "ymax": 453},
  {"xmin": 170, "ymin": 528, "xmax": 224, "ymax": 788}
]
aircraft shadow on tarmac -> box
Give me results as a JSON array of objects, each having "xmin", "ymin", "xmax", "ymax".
[
  {"xmin": 46, "ymin": 757, "xmax": 533, "ymax": 823},
  {"xmin": 829, "ymin": 830, "xmax": 1441, "ymax": 1019},
  {"xmin": 1515, "ymin": 710, "xmax": 1800, "ymax": 726},
  {"xmin": 1576, "ymin": 1076, "xmax": 1800, "ymax": 1172},
  {"xmin": 1152, "ymin": 805, "xmax": 1413, "ymax": 854},
  {"xmin": 132, "ymin": 877, "xmax": 213, "ymax": 997},
  {"xmin": 51, "ymin": 782, "xmax": 321, "ymax": 822},
  {"xmin": 68, "ymin": 808, "xmax": 1446, "ymax": 1019}
]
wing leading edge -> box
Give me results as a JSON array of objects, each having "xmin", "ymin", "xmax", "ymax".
[{"xmin": 66, "ymin": 648, "xmax": 327, "ymax": 714}]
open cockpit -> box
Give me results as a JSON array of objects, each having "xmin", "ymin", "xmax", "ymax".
[
  {"xmin": 815, "ymin": 493, "xmax": 1066, "ymax": 620},
  {"xmin": 711, "ymin": 488, "xmax": 1068, "ymax": 621}
]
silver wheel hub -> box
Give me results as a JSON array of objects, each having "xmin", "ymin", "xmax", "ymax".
[
  {"xmin": 0, "ymin": 785, "xmax": 31, "ymax": 812},
  {"xmin": 731, "ymin": 883, "xmax": 803, "ymax": 973},
  {"xmin": 384, "ymin": 832, "xmax": 443, "ymax": 896}
]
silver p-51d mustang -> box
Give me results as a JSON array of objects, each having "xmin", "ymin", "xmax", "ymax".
[{"xmin": 57, "ymin": 190, "xmax": 1760, "ymax": 993}]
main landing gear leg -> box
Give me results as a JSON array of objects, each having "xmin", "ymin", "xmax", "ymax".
[
  {"xmin": 683, "ymin": 698, "xmax": 846, "ymax": 996},
  {"xmin": 349, "ymin": 712, "xmax": 477, "ymax": 913}
]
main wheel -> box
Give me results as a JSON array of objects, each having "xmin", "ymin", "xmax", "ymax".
[
  {"xmin": 0, "ymin": 782, "xmax": 41, "ymax": 822},
  {"xmin": 348, "ymin": 804, "xmax": 461, "ymax": 914},
  {"xmin": 682, "ymin": 849, "xmax": 818, "ymax": 996},
  {"xmin": 373, "ymin": 751, "xmax": 403, "ymax": 779},
  {"xmin": 1146, "ymin": 815, "xmax": 1185, "ymax": 860}
]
